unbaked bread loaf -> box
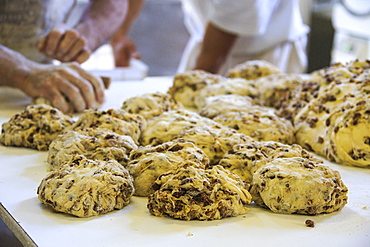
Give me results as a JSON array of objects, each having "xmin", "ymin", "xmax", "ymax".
[
  {"xmin": 197, "ymin": 94, "xmax": 255, "ymax": 119},
  {"xmin": 250, "ymin": 157, "xmax": 348, "ymax": 215},
  {"xmin": 213, "ymin": 105, "xmax": 295, "ymax": 144},
  {"xmin": 127, "ymin": 139, "xmax": 209, "ymax": 196},
  {"xmin": 168, "ymin": 70, "xmax": 224, "ymax": 109},
  {"xmin": 194, "ymin": 77, "xmax": 259, "ymax": 108},
  {"xmin": 47, "ymin": 128, "xmax": 138, "ymax": 170},
  {"xmin": 140, "ymin": 109, "xmax": 220, "ymax": 146},
  {"xmin": 37, "ymin": 155, "xmax": 134, "ymax": 217},
  {"xmin": 66, "ymin": 108, "xmax": 146, "ymax": 144},
  {"xmin": 0, "ymin": 104, "xmax": 75, "ymax": 151},
  {"xmin": 226, "ymin": 60, "xmax": 281, "ymax": 80},
  {"xmin": 171, "ymin": 125, "xmax": 255, "ymax": 165},
  {"xmin": 147, "ymin": 161, "xmax": 252, "ymax": 220},
  {"xmin": 121, "ymin": 92, "xmax": 183, "ymax": 120}
]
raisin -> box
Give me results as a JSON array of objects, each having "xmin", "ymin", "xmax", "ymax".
[{"xmin": 305, "ymin": 219, "xmax": 315, "ymax": 228}]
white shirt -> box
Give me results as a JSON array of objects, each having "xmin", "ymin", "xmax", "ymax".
[{"xmin": 181, "ymin": 0, "xmax": 309, "ymax": 55}]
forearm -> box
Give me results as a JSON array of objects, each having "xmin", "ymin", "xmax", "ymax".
[
  {"xmin": 0, "ymin": 45, "xmax": 33, "ymax": 90},
  {"xmin": 195, "ymin": 22, "xmax": 238, "ymax": 74},
  {"xmin": 75, "ymin": 0, "xmax": 129, "ymax": 52},
  {"xmin": 111, "ymin": 0, "xmax": 144, "ymax": 43}
]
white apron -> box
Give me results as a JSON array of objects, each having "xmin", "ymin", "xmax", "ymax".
[{"xmin": 178, "ymin": 0, "xmax": 309, "ymax": 75}]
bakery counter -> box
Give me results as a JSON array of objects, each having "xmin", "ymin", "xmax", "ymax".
[{"xmin": 0, "ymin": 77, "xmax": 370, "ymax": 247}]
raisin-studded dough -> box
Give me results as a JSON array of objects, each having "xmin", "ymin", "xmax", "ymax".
[
  {"xmin": 37, "ymin": 155, "xmax": 135, "ymax": 218},
  {"xmin": 294, "ymin": 80, "xmax": 366, "ymax": 157},
  {"xmin": 48, "ymin": 128, "xmax": 138, "ymax": 170},
  {"xmin": 226, "ymin": 60, "xmax": 281, "ymax": 80},
  {"xmin": 194, "ymin": 77, "xmax": 259, "ymax": 109},
  {"xmin": 66, "ymin": 108, "xmax": 146, "ymax": 144},
  {"xmin": 253, "ymin": 73, "xmax": 303, "ymax": 109},
  {"xmin": 278, "ymin": 61, "xmax": 364, "ymax": 121},
  {"xmin": 218, "ymin": 141, "xmax": 316, "ymax": 184},
  {"xmin": 250, "ymin": 157, "xmax": 348, "ymax": 215},
  {"xmin": 121, "ymin": 92, "xmax": 183, "ymax": 120},
  {"xmin": 171, "ymin": 125, "xmax": 255, "ymax": 165},
  {"xmin": 213, "ymin": 105, "xmax": 295, "ymax": 144},
  {"xmin": 0, "ymin": 104, "xmax": 75, "ymax": 151},
  {"xmin": 147, "ymin": 162, "xmax": 252, "ymax": 220},
  {"xmin": 276, "ymin": 80, "xmax": 320, "ymax": 121},
  {"xmin": 197, "ymin": 94, "xmax": 255, "ymax": 119},
  {"xmin": 308, "ymin": 60, "xmax": 370, "ymax": 88},
  {"xmin": 326, "ymin": 99, "xmax": 370, "ymax": 168},
  {"xmin": 168, "ymin": 70, "xmax": 224, "ymax": 109},
  {"xmin": 293, "ymin": 60, "xmax": 370, "ymax": 168},
  {"xmin": 140, "ymin": 109, "xmax": 220, "ymax": 146},
  {"xmin": 127, "ymin": 139, "xmax": 208, "ymax": 197}
]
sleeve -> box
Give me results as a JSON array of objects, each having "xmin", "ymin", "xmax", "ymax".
[{"xmin": 209, "ymin": 0, "xmax": 279, "ymax": 36}]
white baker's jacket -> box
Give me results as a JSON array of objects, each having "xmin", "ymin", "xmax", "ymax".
[{"xmin": 178, "ymin": 0, "xmax": 309, "ymax": 73}]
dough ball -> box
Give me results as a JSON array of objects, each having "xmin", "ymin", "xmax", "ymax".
[
  {"xmin": 127, "ymin": 139, "xmax": 209, "ymax": 196},
  {"xmin": 194, "ymin": 77, "xmax": 259, "ymax": 108},
  {"xmin": 121, "ymin": 92, "xmax": 183, "ymax": 120},
  {"xmin": 197, "ymin": 94, "xmax": 255, "ymax": 119},
  {"xmin": 48, "ymin": 128, "xmax": 138, "ymax": 170},
  {"xmin": 276, "ymin": 80, "xmax": 320, "ymax": 121},
  {"xmin": 250, "ymin": 157, "xmax": 348, "ymax": 215},
  {"xmin": 213, "ymin": 106, "xmax": 295, "ymax": 144},
  {"xmin": 0, "ymin": 104, "xmax": 75, "ymax": 151},
  {"xmin": 294, "ymin": 81, "xmax": 362, "ymax": 156},
  {"xmin": 226, "ymin": 60, "xmax": 281, "ymax": 80},
  {"xmin": 37, "ymin": 155, "xmax": 134, "ymax": 217},
  {"xmin": 140, "ymin": 109, "xmax": 219, "ymax": 146},
  {"xmin": 172, "ymin": 125, "xmax": 255, "ymax": 165},
  {"xmin": 326, "ymin": 100, "xmax": 370, "ymax": 168},
  {"xmin": 218, "ymin": 141, "xmax": 315, "ymax": 183},
  {"xmin": 168, "ymin": 70, "xmax": 224, "ymax": 109},
  {"xmin": 67, "ymin": 108, "xmax": 146, "ymax": 144},
  {"xmin": 147, "ymin": 162, "xmax": 252, "ymax": 220},
  {"xmin": 254, "ymin": 73, "xmax": 303, "ymax": 109}
]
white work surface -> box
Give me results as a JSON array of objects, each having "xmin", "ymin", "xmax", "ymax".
[{"xmin": 0, "ymin": 77, "xmax": 370, "ymax": 247}]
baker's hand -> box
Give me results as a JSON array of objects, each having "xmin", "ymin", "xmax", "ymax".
[
  {"xmin": 111, "ymin": 36, "xmax": 141, "ymax": 67},
  {"xmin": 22, "ymin": 62, "xmax": 105, "ymax": 113},
  {"xmin": 38, "ymin": 24, "xmax": 91, "ymax": 64}
]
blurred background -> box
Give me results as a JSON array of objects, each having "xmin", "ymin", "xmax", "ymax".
[{"xmin": 81, "ymin": 0, "xmax": 370, "ymax": 76}]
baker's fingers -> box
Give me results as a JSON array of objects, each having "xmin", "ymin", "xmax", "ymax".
[
  {"xmin": 40, "ymin": 80, "xmax": 71, "ymax": 113},
  {"xmin": 58, "ymin": 65, "xmax": 102, "ymax": 109},
  {"xmin": 61, "ymin": 37, "xmax": 88, "ymax": 62},
  {"xmin": 37, "ymin": 35, "xmax": 47, "ymax": 52},
  {"xmin": 55, "ymin": 75, "xmax": 87, "ymax": 112},
  {"xmin": 65, "ymin": 63, "xmax": 105, "ymax": 104},
  {"xmin": 74, "ymin": 48, "xmax": 91, "ymax": 64},
  {"xmin": 55, "ymin": 29, "xmax": 80, "ymax": 58},
  {"xmin": 43, "ymin": 26, "xmax": 67, "ymax": 57}
]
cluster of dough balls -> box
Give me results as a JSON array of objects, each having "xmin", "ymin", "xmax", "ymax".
[
  {"xmin": 170, "ymin": 67, "xmax": 296, "ymax": 145},
  {"xmin": 0, "ymin": 59, "xmax": 354, "ymax": 221}
]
